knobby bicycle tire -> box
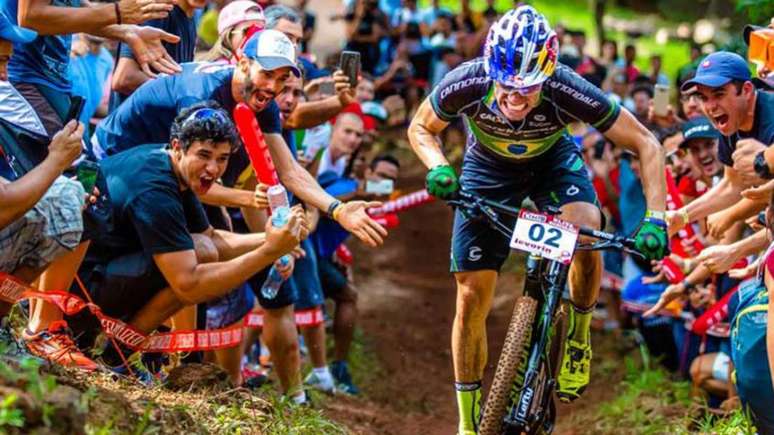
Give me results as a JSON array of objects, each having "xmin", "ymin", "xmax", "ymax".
[{"xmin": 479, "ymin": 296, "xmax": 538, "ymax": 435}]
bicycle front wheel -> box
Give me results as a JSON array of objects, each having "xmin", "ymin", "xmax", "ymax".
[{"xmin": 479, "ymin": 296, "xmax": 538, "ymax": 435}]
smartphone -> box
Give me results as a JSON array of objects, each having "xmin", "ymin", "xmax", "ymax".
[
  {"xmin": 65, "ymin": 96, "xmax": 85, "ymax": 124},
  {"xmin": 76, "ymin": 160, "xmax": 99, "ymax": 193},
  {"xmin": 339, "ymin": 50, "xmax": 361, "ymax": 88},
  {"xmin": 653, "ymin": 84, "xmax": 670, "ymax": 117},
  {"xmin": 758, "ymin": 211, "xmax": 767, "ymax": 227},
  {"xmin": 365, "ymin": 179, "xmax": 394, "ymax": 195}
]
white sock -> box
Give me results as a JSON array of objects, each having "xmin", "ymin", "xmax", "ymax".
[
  {"xmin": 291, "ymin": 391, "xmax": 307, "ymax": 405},
  {"xmin": 312, "ymin": 366, "xmax": 335, "ymax": 389}
]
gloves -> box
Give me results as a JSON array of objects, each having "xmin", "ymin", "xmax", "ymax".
[
  {"xmin": 634, "ymin": 217, "xmax": 669, "ymax": 261},
  {"xmin": 425, "ymin": 164, "xmax": 459, "ymax": 199}
]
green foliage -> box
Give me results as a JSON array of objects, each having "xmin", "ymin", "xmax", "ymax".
[
  {"xmin": 0, "ymin": 394, "xmax": 24, "ymax": 428},
  {"xmin": 593, "ymin": 357, "xmax": 757, "ymax": 433},
  {"xmin": 736, "ymin": 0, "xmax": 774, "ymax": 23},
  {"xmin": 253, "ymin": 390, "xmax": 348, "ymax": 435}
]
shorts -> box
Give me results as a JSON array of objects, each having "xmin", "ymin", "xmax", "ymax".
[
  {"xmin": 250, "ymin": 266, "xmax": 298, "ymax": 310},
  {"xmin": 78, "ymin": 251, "xmax": 169, "ymax": 321},
  {"xmin": 319, "ymin": 256, "xmax": 349, "ymax": 299},
  {"xmin": 0, "ymin": 177, "xmax": 84, "ymax": 273},
  {"xmin": 451, "ymin": 140, "xmax": 599, "ymax": 273},
  {"xmin": 206, "ymin": 282, "xmax": 255, "ymax": 329},
  {"xmin": 712, "ymin": 352, "xmax": 730, "ymax": 382},
  {"xmin": 293, "ymin": 239, "xmax": 324, "ymax": 310}
]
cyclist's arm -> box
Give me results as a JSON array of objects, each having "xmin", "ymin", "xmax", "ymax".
[
  {"xmin": 602, "ymin": 109, "xmax": 666, "ymax": 212},
  {"xmin": 408, "ymin": 98, "xmax": 451, "ymax": 170}
]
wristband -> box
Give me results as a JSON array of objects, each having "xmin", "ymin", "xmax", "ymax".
[
  {"xmin": 327, "ymin": 200, "xmax": 342, "ymax": 219},
  {"xmin": 679, "ymin": 208, "xmax": 690, "ymax": 226},
  {"xmin": 114, "ymin": 2, "xmax": 122, "ymax": 25},
  {"xmin": 332, "ymin": 203, "xmax": 344, "ymax": 222},
  {"xmin": 681, "ymin": 278, "xmax": 694, "ymax": 292},
  {"xmin": 754, "ymin": 150, "xmax": 773, "ymax": 180},
  {"xmin": 645, "ymin": 210, "xmax": 666, "ymax": 221}
]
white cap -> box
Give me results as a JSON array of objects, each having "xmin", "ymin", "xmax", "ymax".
[
  {"xmin": 218, "ymin": 1, "xmax": 265, "ymax": 36},
  {"xmin": 242, "ymin": 29, "xmax": 301, "ymax": 77}
]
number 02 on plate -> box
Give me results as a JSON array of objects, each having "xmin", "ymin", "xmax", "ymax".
[{"xmin": 510, "ymin": 210, "xmax": 579, "ymax": 265}]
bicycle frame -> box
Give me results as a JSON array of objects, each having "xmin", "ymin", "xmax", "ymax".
[{"xmin": 448, "ymin": 190, "xmax": 642, "ymax": 434}]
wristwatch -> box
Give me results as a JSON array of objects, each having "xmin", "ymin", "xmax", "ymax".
[{"xmin": 753, "ymin": 150, "xmax": 773, "ymax": 180}]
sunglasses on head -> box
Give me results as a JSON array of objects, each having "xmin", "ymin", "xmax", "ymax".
[
  {"xmin": 181, "ymin": 107, "xmax": 229, "ymax": 129},
  {"xmin": 497, "ymin": 81, "xmax": 543, "ymax": 96}
]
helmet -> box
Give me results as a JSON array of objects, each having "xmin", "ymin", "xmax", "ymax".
[{"xmin": 484, "ymin": 6, "xmax": 558, "ymax": 88}]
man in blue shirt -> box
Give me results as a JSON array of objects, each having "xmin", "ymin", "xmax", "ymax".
[
  {"xmin": 110, "ymin": 0, "xmax": 208, "ymax": 109},
  {"xmin": 93, "ymin": 29, "xmax": 387, "ymax": 249},
  {"xmin": 3, "ymin": 0, "xmax": 182, "ymax": 162},
  {"xmin": 70, "ymin": 103, "xmax": 307, "ymax": 374},
  {"xmin": 652, "ymin": 52, "xmax": 774, "ymax": 315},
  {"xmin": 68, "ymin": 34, "xmax": 114, "ymax": 129}
]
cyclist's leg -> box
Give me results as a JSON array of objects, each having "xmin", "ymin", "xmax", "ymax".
[
  {"xmin": 531, "ymin": 140, "xmax": 602, "ymax": 402},
  {"xmin": 451, "ymin": 150, "xmax": 531, "ymax": 433},
  {"xmin": 452, "ymin": 270, "xmax": 497, "ymax": 434}
]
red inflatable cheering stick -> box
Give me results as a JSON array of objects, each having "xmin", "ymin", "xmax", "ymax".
[{"xmin": 233, "ymin": 102, "xmax": 279, "ymax": 186}]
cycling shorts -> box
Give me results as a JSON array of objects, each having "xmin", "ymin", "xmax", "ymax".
[{"xmin": 451, "ymin": 138, "xmax": 599, "ymax": 273}]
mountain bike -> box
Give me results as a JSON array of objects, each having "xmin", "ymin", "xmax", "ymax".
[{"xmin": 447, "ymin": 190, "xmax": 650, "ymax": 435}]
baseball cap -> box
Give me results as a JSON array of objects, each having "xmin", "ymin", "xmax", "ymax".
[
  {"xmin": 217, "ymin": 1, "xmax": 265, "ymax": 36},
  {"xmin": 242, "ymin": 29, "xmax": 301, "ymax": 77},
  {"xmin": 0, "ymin": 10, "xmax": 37, "ymax": 44},
  {"xmin": 678, "ymin": 116, "xmax": 720, "ymax": 149},
  {"xmin": 680, "ymin": 51, "xmax": 752, "ymax": 91}
]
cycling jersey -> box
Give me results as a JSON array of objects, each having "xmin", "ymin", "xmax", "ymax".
[{"xmin": 430, "ymin": 58, "xmax": 620, "ymax": 161}]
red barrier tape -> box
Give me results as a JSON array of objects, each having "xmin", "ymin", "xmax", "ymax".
[
  {"xmin": 0, "ymin": 273, "xmax": 323, "ymax": 353},
  {"xmin": 368, "ymin": 189, "xmax": 434, "ymax": 216}
]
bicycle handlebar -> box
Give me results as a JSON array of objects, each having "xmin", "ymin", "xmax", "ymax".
[{"xmin": 446, "ymin": 190, "xmax": 646, "ymax": 260}]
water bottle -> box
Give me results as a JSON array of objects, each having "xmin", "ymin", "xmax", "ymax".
[{"xmin": 261, "ymin": 185, "xmax": 292, "ymax": 299}]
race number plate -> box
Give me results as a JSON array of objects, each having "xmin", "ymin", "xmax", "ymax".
[{"xmin": 510, "ymin": 210, "xmax": 579, "ymax": 265}]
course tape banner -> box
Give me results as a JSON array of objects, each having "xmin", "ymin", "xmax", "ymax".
[{"xmin": 0, "ymin": 273, "xmax": 323, "ymax": 353}]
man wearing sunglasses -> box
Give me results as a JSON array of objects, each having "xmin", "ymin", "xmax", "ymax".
[
  {"xmin": 407, "ymin": 6, "xmax": 667, "ymax": 433},
  {"xmin": 70, "ymin": 102, "xmax": 307, "ymax": 376}
]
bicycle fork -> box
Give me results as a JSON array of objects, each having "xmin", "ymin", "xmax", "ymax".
[{"xmin": 505, "ymin": 256, "xmax": 569, "ymax": 432}]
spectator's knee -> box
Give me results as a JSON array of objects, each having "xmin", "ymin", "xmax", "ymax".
[{"xmin": 192, "ymin": 234, "xmax": 219, "ymax": 264}]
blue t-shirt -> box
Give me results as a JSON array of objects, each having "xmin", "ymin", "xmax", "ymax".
[
  {"xmin": 94, "ymin": 62, "xmax": 281, "ymax": 158},
  {"xmin": 68, "ymin": 47, "xmax": 114, "ymax": 125},
  {"xmin": 717, "ymin": 91, "xmax": 774, "ymax": 166},
  {"xmin": 311, "ymin": 170, "xmax": 358, "ymax": 258},
  {"xmin": 84, "ymin": 144, "xmax": 210, "ymax": 264},
  {"xmin": 110, "ymin": 5, "xmax": 198, "ymax": 108},
  {"xmin": 4, "ymin": 0, "xmax": 80, "ymax": 92},
  {"xmin": 618, "ymin": 159, "xmax": 646, "ymax": 237}
]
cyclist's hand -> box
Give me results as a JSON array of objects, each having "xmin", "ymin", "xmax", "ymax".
[
  {"xmin": 425, "ymin": 164, "xmax": 459, "ymax": 199},
  {"xmin": 634, "ymin": 216, "xmax": 669, "ymax": 261}
]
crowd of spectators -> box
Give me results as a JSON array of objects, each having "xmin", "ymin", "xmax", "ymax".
[{"xmin": 1, "ymin": 0, "xmax": 774, "ymax": 430}]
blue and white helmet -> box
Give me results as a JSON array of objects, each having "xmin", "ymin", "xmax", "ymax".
[{"xmin": 484, "ymin": 6, "xmax": 559, "ymax": 88}]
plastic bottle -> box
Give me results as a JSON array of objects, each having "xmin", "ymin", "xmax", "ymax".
[{"xmin": 260, "ymin": 185, "xmax": 292, "ymax": 299}]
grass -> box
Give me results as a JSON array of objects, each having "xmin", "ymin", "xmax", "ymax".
[{"xmin": 589, "ymin": 356, "xmax": 758, "ymax": 434}]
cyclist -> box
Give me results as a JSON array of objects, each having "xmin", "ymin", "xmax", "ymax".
[{"xmin": 407, "ymin": 6, "xmax": 668, "ymax": 434}]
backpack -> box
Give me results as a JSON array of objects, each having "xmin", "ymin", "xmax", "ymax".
[{"xmin": 730, "ymin": 277, "xmax": 774, "ymax": 434}]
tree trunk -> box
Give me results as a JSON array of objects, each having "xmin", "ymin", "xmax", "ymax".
[{"xmin": 592, "ymin": 0, "xmax": 606, "ymax": 57}]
